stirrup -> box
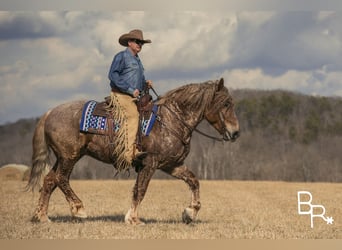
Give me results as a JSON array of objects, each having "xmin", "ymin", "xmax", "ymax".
[
  {"xmin": 132, "ymin": 151, "xmax": 147, "ymax": 173},
  {"xmin": 134, "ymin": 151, "xmax": 148, "ymax": 159}
]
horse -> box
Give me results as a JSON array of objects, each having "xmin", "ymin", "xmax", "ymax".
[{"xmin": 26, "ymin": 78, "xmax": 240, "ymax": 225}]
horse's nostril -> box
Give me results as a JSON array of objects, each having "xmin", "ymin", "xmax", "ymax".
[{"xmin": 232, "ymin": 131, "xmax": 240, "ymax": 139}]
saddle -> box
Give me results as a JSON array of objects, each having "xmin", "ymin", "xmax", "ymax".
[
  {"xmin": 92, "ymin": 100, "xmax": 110, "ymax": 117},
  {"xmin": 136, "ymin": 93, "xmax": 154, "ymax": 118},
  {"xmin": 93, "ymin": 94, "xmax": 153, "ymax": 118},
  {"xmin": 83, "ymin": 93, "xmax": 156, "ymax": 141},
  {"xmin": 92, "ymin": 94, "xmax": 154, "ymax": 117}
]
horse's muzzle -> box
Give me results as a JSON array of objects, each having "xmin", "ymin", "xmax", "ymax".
[{"xmin": 224, "ymin": 130, "xmax": 240, "ymax": 142}]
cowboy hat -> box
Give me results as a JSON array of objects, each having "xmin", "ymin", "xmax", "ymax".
[{"xmin": 118, "ymin": 29, "xmax": 152, "ymax": 47}]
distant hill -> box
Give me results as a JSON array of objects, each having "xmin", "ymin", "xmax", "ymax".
[{"xmin": 1, "ymin": 89, "xmax": 341, "ymax": 182}]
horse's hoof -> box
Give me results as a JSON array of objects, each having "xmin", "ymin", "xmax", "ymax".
[
  {"xmin": 182, "ymin": 207, "xmax": 196, "ymax": 224},
  {"xmin": 125, "ymin": 215, "xmax": 145, "ymax": 225},
  {"xmin": 73, "ymin": 208, "xmax": 88, "ymax": 219},
  {"xmin": 125, "ymin": 219, "xmax": 145, "ymax": 226},
  {"xmin": 125, "ymin": 218, "xmax": 145, "ymax": 225},
  {"xmin": 31, "ymin": 214, "xmax": 51, "ymax": 223},
  {"xmin": 125, "ymin": 210, "xmax": 145, "ymax": 225}
]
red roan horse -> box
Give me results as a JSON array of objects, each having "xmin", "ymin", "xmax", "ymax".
[{"xmin": 26, "ymin": 78, "xmax": 239, "ymax": 225}]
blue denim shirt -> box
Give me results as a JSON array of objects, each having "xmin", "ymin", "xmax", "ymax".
[{"xmin": 108, "ymin": 48, "xmax": 146, "ymax": 96}]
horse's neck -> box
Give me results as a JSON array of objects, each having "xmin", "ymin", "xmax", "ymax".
[
  {"xmin": 158, "ymin": 85, "xmax": 211, "ymax": 130},
  {"xmin": 166, "ymin": 101, "xmax": 204, "ymax": 130}
]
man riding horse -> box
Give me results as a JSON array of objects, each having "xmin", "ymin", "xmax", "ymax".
[
  {"xmin": 26, "ymin": 30, "xmax": 240, "ymax": 225},
  {"xmin": 108, "ymin": 29, "xmax": 153, "ymax": 169}
]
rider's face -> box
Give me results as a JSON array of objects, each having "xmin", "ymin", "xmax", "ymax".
[{"xmin": 128, "ymin": 39, "xmax": 143, "ymax": 55}]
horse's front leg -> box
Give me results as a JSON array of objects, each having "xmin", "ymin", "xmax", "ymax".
[
  {"xmin": 125, "ymin": 162, "xmax": 156, "ymax": 225},
  {"xmin": 162, "ymin": 165, "xmax": 201, "ymax": 224}
]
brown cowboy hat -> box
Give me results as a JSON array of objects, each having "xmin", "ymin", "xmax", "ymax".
[{"xmin": 118, "ymin": 29, "xmax": 152, "ymax": 47}]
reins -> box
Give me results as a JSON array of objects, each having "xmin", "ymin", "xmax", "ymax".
[
  {"xmin": 193, "ymin": 127, "xmax": 224, "ymax": 142},
  {"xmin": 150, "ymin": 87, "xmax": 225, "ymax": 142}
]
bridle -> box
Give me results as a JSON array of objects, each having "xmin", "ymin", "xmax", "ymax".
[
  {"xmin": 150, "ymin": 87, "xmax": 230, "ymax": 143},
  {"xmin": 160, "ymin": 105, "xmax": 226, "ymax": 144}
]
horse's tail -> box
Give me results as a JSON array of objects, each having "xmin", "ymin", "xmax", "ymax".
[{"xmin": 25, "ymin": 110, "xmax": 52, "ymax": 192}]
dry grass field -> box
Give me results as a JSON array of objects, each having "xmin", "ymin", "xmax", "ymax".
[{"xmin": 0, "ymin": 179, "xmax": 341, "ymax": 239}]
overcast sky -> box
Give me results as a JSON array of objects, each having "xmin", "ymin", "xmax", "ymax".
[{"xmin": 1, "ymin": 10, "xmax": 342, "ymax": 124}]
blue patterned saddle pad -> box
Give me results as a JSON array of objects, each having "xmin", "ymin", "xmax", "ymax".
[
  {"xmin": 141, "ymin": 104, "xmax": 158, "ymax": 136},
  {"xmin": 80, "ymin": 100, "xmax": 158, "ymax": 136}
]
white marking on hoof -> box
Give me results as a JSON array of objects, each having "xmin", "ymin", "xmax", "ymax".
[
  {"xmin": 125, "ymin": 209, "xmax": 145, "ymax": 225},
  {"xmin": 74, "ymin": 208, "xmax": 88, "ymax": 219},
  {"xmin": 182, "ymin": 207, "xmax": 196, "ymax": 224}
]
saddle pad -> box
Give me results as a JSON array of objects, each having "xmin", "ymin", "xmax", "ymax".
[
  {"xmin": 141, "ymin": 105, "xmax": 158, "ymax": 136},
  {"xmin": 80, "ymin": 100, "xmax": 120, "ymax": 133},
  {"xmin": 80, "ymin": 100, "xmax": 158, "ymax": 136}
]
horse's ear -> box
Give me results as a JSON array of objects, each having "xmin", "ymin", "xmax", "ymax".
[{"xmin": 216, "ymin": 78, "xmax": 224, "ymax": 91}]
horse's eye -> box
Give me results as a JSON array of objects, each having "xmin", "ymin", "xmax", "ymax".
[{"xmin": 224, "ymin": 102, "xmax": 231, "ymax": 108}]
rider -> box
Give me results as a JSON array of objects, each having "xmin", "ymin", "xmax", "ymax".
[{"xmin": 108, "ymin": 29, "xmax": 153, "ymax": 169}]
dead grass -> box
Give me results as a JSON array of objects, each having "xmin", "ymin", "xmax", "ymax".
[{"xmin": 0, "ymin": 180, "xmax": 341, "ymax": 239}]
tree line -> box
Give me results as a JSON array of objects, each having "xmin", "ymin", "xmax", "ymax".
[{"xmin": 0, "ymin": 89, "xmax": 341, "ymax": 182}]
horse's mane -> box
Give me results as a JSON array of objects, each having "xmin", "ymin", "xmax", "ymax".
[
  {"xmin": 157, "ymin": 80, "xmax": 231, "ymax": 112},
  {"xmin": 157, "ymin": 81, "xmax": 217, "ymax": 111}
]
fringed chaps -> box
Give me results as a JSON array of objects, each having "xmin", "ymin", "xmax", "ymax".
[{"xmin": 107, "ymin": 92, "xmax": 139, "ymax": 172}]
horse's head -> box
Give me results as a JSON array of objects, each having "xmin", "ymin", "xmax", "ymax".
[{"xmin": 204, "ymin": 78, "xmax": 240, "ymax": 142}]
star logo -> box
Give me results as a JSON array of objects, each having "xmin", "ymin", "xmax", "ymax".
[{"xmin": 326, "ymin": 217, "xmax": 334, "ymax": 225}]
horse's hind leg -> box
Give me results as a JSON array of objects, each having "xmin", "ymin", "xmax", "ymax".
[
  {"xmin": 55, "ymin": 158, "xmax": 87, "ymax": 219},
  {"xmin": 162, "ymin": 165, "xmax": 201, "ymax": 224},
  {"xmin": 31, "ymin": 163, "xmax": 58, "ymax": 223}
]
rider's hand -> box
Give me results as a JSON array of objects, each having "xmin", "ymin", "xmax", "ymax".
[
  {"xmin": 133, "ymin": 89, "xmax": 140, "ymax": 98},
  {"xmin": 146, "ymin": 80, "xmax": 153, "ymax": 88}
]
